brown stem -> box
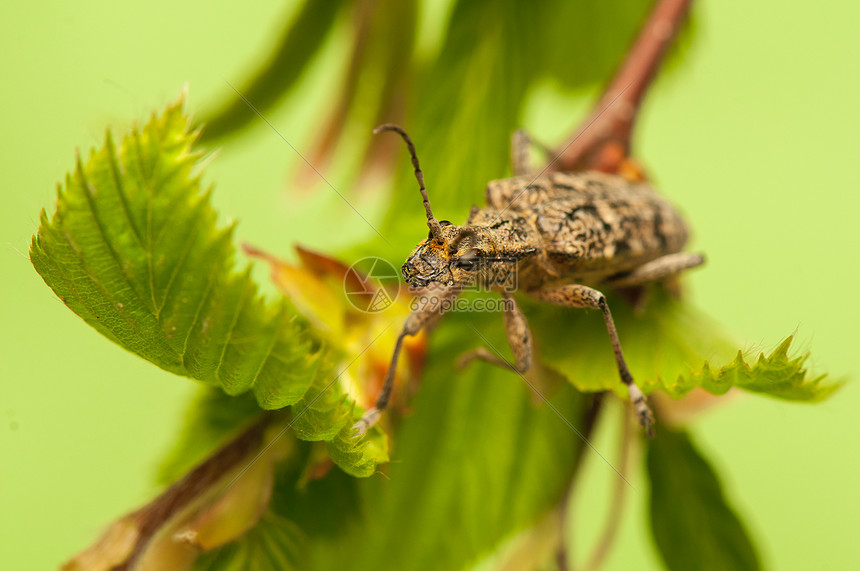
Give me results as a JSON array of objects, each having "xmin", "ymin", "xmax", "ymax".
[
  {"xmin": 552, "ymin": 0, "xmax": 693, "ymax": 173},
  {"xmin": 114, "ymin": 417, "xmax": 269, "ymax": 570}
]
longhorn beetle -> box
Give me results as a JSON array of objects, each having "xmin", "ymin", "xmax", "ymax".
[{"xmin": 353, "ymin": 124, "xmax": 704, "ymax": 437}]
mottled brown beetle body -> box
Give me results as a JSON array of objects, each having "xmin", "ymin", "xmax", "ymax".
[
  {"xmin": 355, "ymin": 125, "xmax": 704, "ymax": 437},
  {"xmin": 406, "ymin": 171, "xmax": 690, "ymax": 293},
  {"xmin": 486, "ymin": 171, "xmax": 689, "ymax": 284}
]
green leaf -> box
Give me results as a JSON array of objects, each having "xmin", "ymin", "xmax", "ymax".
[
  {"xmin": 377, "ymin": 1, "xmax": 537, "ymax": 246},
  {"xmin": 676, "ymin": 336, "xmax": 839, "ymax": 401},
  {"xmin": 526, "ymin": 288, "xmax": 836, "ymax": 402},
  {"xmin": 186, "ymin": 312, "xmax": 588, "ymax": 569},
  {"xmin": 198, "ymin": 0, "xmax": 348, "ymax": 143},
  {"xmin": 647, "ymin": 427, "xmax": 761, "ymax": 571},
  {"xmin": 286, "ymin": 357, "xmax": 390, "ymax": 477},
  {"xmin": 30, "ymin": 97, "xmax": 323, "ymax": 410},
  {"xmin": 191, "ymin": 511, "xmax": 308, "ymax": 571},
  {"xmin": 287, "ymin": 357, "xmax": 351, "ymax": 443},
  {"xmin": 29, "ymin": 97, "xmax": 391, "ymax": 478},
  {"xmin": 270, "ymin": 311, "xmax": 588, "ymax": 570},
  {"xmin": 326, "ymin": 420, "xmax": 388, "ymax": 479},
  {"xmin": 369, "ymin": 0, "xmax": 687, "ymax": 254},
  {"xmin": 537, "ymin": 0, "xmax": 658, "ymax": 90},
  {"xmin": 32, "ymin": 95, "xmax": 389, "ymax": 476}
]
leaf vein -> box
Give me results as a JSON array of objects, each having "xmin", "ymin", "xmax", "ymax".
[
  {"xmin": 214, "ymin": 277, "xmax": 253, "ymax": 385},
  {"xmin": 105, "ymin": 133, "xmax": 145, "ymax": 251}
]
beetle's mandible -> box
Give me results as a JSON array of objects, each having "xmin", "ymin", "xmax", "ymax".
[{"xmin": 353, "ymin": 124, "xmax": 704, "ymax": 438}]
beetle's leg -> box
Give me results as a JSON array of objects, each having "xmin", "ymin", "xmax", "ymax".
[
  {"xmin": 353, "ymin": 286, "xmax": 457, "ymax": 437},
  {"xmin": 525, "ymin": 214, "xmax": 562, "ymax": 278},
  {"xmin": 531, "ymin": 284, "xmax": 655, "ymax": 436},
  {"xmin": 511, "ymin": 130, "xmax": 533, "ymax": 176},
  {"xmin": 511, "ymin": 129, "xmax": 555, "ymax": 176},
  {"xmin": 511, "ymin": 130, "xmax": 556, "ymax": 176},
  {"xmin": 467, "ymin": 204, "xmax": 481, "ymax": 224},
  {"xmin": 603, "ymin": 252, "xmax": 704, "ymax": 288},
  {"xmin": 457, "ymin": 292, "xmax": 533, "ymax": 373}
]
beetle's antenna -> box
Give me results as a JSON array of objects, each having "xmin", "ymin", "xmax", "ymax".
[{"xmin": 373, "ymin": 124, "xmax": 443, "ymax": 243}]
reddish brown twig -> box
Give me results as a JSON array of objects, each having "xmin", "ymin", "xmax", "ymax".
[
  {"xmin": 553, "ymin": 3, "xmax": 693, "ymax": 568},
  {"xmin": 63, "ymin": 418, "xmax": 269, "ymax": 571},
  {"xmin": 119, "ymin": 419, "xmax": 267, "ymax": 569},
  {"xmin": 552, "ymin": 0, "xmax": 693, "ymax": 174}
]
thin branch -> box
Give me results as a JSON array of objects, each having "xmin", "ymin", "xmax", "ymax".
[
  {"xmin": 117, "ymin": 418, "xmax": 268, "ymax": 569},
  {"xmin": 63, "ymin": 417, "xmax": 270, "ymax": 571},
  {"xmin": 552, "ymin": 0, "xmax": 693, "ymax": 173}
]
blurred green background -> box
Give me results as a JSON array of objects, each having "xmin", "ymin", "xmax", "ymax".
[{"xmin": 1, "ymin": 0, "xmax": 858, "ymax": 569}]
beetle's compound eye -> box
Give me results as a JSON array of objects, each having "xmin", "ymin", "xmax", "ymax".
[
  {"xmin": 451, "ymin": 259, "xmax": 475, "ymax": 271},
  {"xmin": 451, "ymin": 248, "xmax": 480, "ymax": 271}
]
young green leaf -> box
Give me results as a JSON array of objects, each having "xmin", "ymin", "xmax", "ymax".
[
  {"xmin": 199, "ymin": 0, "xmax": 348, "ymax": 143},
  {"xmin": 647, "ymin": 427, "xmax": 761, "ymax": 570},
  {"xmin": 30, "ymin": 96, "xmax": 322, "ymax": 411},
  {"xmin": 284, "ymin": 358, "xmax": 390, "ymax": 477},
  {"xmin": 279, "ymin": 311, "xmax": 587, "ymax": 570},
  {"xmin": 288, "ymin": 361, "xmax": 352, "ymax": 443},
  {"xmin": 367, "ymin": 0, "xmax": 687, "ymax": 254},
  {"xmin": 326, "ymin": 421, "xmax": 389, "ymax": 479},
  {"xmin": 168, "ymin": 310, "xmax": 585, "ymax": 569},
  {"xmin": 673, "ymin": 336, "xmax": 838, "ymax": 401},
  {"xmin": 191, "ymin": 511, "xmax": 308, "ymax": 571},
  {"xmin": 29, "ymin": 95, "xmax": 394, "ymax": 480},
  {"xmin": 526, "ymin": 288, "xmax": 836, "ymax": 402}
]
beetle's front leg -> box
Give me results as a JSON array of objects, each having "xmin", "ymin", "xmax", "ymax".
[
  {"xmin": 531, "ymin": 284, "xmax": 655, "ymax": 436},
  {"xmin": 511, "ymin": 130, "xmax": 533, "ymax": 177},
  {"xmin": 510, "ymin": 129, "xmax": 554, "ymax": 176},
  {"xmin": 457, "ymin": 292, "xmax": 533, "ymax": 373},
  {"xmin": 353, "ymin": 285, "xmax": 457, "ymax": 437}
]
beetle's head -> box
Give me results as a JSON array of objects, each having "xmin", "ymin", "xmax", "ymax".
[
  {"xmin": 373, "ymin": 123, "xmax": 493, "ymax": 290},
  {"xmin": 401, "ymin": 223, "xmax": 490, "ymax": 288}
]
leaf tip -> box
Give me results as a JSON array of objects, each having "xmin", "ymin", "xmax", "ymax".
[{"xmin": 773, "ymin": 335, "xmax": 793, "ymax": 359}]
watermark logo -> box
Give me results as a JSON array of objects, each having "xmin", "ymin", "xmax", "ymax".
[
  {"xmin": 403, "ymin": 256, "xmax": 520, "ymax": 295},
  {"xmin": 344, "ymin": 255, "xmax": 521, "ymax": 314},
  {"xmin": 409, "ymin": 294, "xmax": 515, "ymax": 314},
  {"xmin": 344, "ymin": 257, "xmax": 401, "ymax": 313}
]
